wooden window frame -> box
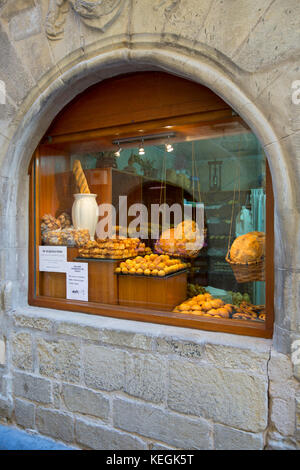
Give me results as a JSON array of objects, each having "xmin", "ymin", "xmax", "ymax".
[{"xmin": 28, "ymin": 73, "xmax": 274, "ymax": 339}]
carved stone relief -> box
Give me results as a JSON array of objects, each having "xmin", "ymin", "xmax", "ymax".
[
  {"xmin": 46, "ymin": 0, "xmax": 125, "ymax": 40},
  {"xmin": 154, "ymin": 0, "xmax": 181, "ymax": 18}
]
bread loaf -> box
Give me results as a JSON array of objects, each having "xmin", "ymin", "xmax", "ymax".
[
  {"xmin": 73, "ymin": 160, "xmax": 90, "ymax": 194},
  {"xmin": 230, "ymin": 231, "xmax": 265, "ymax": 264}
]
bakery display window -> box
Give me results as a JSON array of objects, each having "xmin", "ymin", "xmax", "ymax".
[{"xmin": 28, "ymin": 72, "xmax": 274, "ymax": 338}]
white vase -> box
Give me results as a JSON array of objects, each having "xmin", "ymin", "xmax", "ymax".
[{"xmin": 72, "ymin": 193, "xmax": 98, "ymax": 240}]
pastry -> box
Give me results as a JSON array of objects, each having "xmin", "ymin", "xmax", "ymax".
[
  {"xmin": 41, "ymin": 214, "xmax": 61, "ymax": 233},
  {"xmin": 42, "ymin": 228, "xmax": 89, "ymax": 247},
  {"xmin": 57, "ymin": 212, "xmax": 72, "ymax": 229},
  {"xmin": 232, "ymin": 312, "xmax": 253, "ymax": 321},
  {"xmin": 78, "ymin": 237, "xmax": 148, "ymax": 259}
]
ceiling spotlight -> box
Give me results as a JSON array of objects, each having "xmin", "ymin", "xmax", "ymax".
[
  {"xmin": 139, "ymin": 138, "xmax": 145, "ymax": 156},
  {"xmin": 165, "ymin": 143, "xmax": 174, "ymax": 152},
  {"xmin": 114, "ymin": 142, "xmax": 122, "ymax": 157},
  {"xmin": 165, "ymin": 136, "xmax": 174, "ymax": 152}
]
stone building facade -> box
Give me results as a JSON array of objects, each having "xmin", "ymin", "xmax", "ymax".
[{"xmin": 0, "ymin": 0, "xmax": 300, "ymax": 450}]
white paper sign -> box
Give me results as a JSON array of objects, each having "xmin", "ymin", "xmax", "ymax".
[
  {"xmin": 66, "ymin": 262, "xmax": 88, "ymax": 302},
  {"xmin": 39, "ymin": 246, "xmax": 67, "ymax": 272}
]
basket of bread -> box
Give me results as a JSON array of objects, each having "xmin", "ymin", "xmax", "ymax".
[
  {"xmin": 225, "ymin": 231, "xmax": 265, "ymax": 283},
  {"xmin": 155, "ymin": 220, "xmax": 204, "ymax": 258}
]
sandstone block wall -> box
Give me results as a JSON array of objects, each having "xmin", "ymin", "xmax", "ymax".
[{"xmin": 0, "ymin": 308, "xmax": 272, "ymax": 449}]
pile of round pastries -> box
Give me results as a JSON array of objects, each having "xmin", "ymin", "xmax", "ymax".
[
  {"xmin": 115, "ymin": 254, "xmax": 189, "ymax": 277},
  {"xmin": 78, "ymin": 238, "xmax": 150, "ymax": 259},
  {"xmin": 173, "ymin": 293, "xmax": 265, "ymax": 321}
]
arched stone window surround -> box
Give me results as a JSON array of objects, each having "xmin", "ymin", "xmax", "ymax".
[{"xmin": 3, "ymin": 41, "xmax": 292, "ymax": 352}]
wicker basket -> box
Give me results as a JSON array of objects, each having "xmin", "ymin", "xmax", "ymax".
[{"xmin": 225, "ymin": 252, "xmax": 265, "ymax": 283}]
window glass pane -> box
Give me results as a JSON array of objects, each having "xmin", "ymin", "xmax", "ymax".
[{"xmin": 36, "ymin": 125, "xmax": 266, "ymax": 325}]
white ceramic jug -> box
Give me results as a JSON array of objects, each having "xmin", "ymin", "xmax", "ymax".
[{"xmin": 72, "ymin": 193, "xmax": 98, "ymax": 240}]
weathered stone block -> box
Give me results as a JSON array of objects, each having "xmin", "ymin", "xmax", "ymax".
[
  {"xmin": 83, "ymin": 345, "xmax": 125, "ymax": 391},
  {"xmin": 12, "ymin": 332, "xmax": 33, "ymax": 371},
  {"xmin": 56, "ymin": 322, "xmax": 100, "ymax": 341},
  {"xmin": 52, "ymin": 382, "xmax": 61, "ymax": 409},
  {"xmin": 296, "ymin": 396, "xmax": 300, "ymax": 439},
  {"xmin": 269, "ymin": 381, "xmax": 296, "ymax": 402},
  {"xmin": 198, "ymin": 0, "xmax": 272, "ymax": 62},
  {"xmin": 113, "ymin": 397, "xmax": 212, "ymax": 450},
  {"xmin": 0, "ymin": 396, "xmax": 12, "ymax": 420},
  {"xmin": 37, "ymin": 338, "xmax": 80, "ymax": 383},
  {"xmin": 156, "ymin": 337, "xmax": 204, "ymax": 359},
  {"xmin": 0, "ymin": 24, "xmax": 35, "ymax": 105},
  {"xmin": 0, "ymin": 375, "xmax": 6, "ymax": 396},
  {"xmin": 36, "ymin": 407, "xmax": 74, "ymax": 443},
  {"xmin": 13, "ymin": 314, "xmax": 52, "ymax": 332},
  {"xmin": 124, "ymin": 354, "xmax": 166, "ymax": 403},
  {"xmin": 233, "ymin": 1, "xmax": 300, "ymax": 72},
  {"xmin": 0, "ymin": 338, "xmax": 5, "ymax": 365},
  {"xmin": 62, "ymin": 383, "xmax": 110, "ymax": 420},
  {"xmin": 205, "ymin": 344, "xmax": 269, "ymax": 375},
  {"xmin": 9, "ymin": 6, "xmax": 41, "ymax": 42},
  {"xmin": 268, "ymin": 351, "xmax": 294, "ymax": 382},
  {"xmin": 168, "ymin": 361, "xmax": 268, "ymax": 432},
  {"xmin": 267, "ymin": 436, "xmax": 298, "ymax": 450},
  {"xmin": 214, "ymin": 424, "xmax": 264, "ymax": 450},
  {"xmin": 270, "ymin": 397, "xmax": 296, "ymax": 436},
  {"xmin": 14, "ymin": 372, "xmax": 52, "ymax": 404},
  {"xmin": 100, "ymin": 329, "xmax": 153, "ymax": 351},
  {"xmin": 151, "ymin": 442, "xmax": 178, "ymax": 450},
  {"xmin": 14, "ymin": 398, "xmax": 35, "ymax": 429},
  {"xmin": 75, "ymin": 417, "xmax": 147, "ymax": 450}
]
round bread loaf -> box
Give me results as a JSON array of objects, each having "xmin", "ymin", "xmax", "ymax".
[{"xmin": 230, "ymin": 231, "xmax": 265, "ymax": 264}]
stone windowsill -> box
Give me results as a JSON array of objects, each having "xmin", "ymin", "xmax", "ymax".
[{"xmin": 13, "ymin": 305, "xmax": 272, "ymax": 355}]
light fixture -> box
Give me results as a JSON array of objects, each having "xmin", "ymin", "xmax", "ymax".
[
  {"xmin": 138, "ymin": 138, "xmax": 145, "ymax": 156},
  {"xmin": 114, "ymin": 142, "xmax": 122, "ymax": 157},
  {"xmin": 165, "ymin": 136, "xmax": 174, "ymax": 152},
  {"xmin": 112, "ymin": 132, "xmax": 176, "ymax": 146}
]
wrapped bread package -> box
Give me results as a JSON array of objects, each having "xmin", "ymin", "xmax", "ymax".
[{"xmin": 42, "ymin": 228, "xmax": 90, "ymax": 247}]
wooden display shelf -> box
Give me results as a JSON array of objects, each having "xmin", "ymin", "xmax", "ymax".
[
  {"xmin": 40, "ymin": 248, "xmax": 119, "ymax": 304},
  {"xmin": 118, "ymin": 271, "xmax": 188, "ymax": 311},
  {"xmin": 39, "ymin": 247, "xmax": 78, "ymax": 300}
]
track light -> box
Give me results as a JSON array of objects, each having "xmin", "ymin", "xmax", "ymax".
[
  {"xmin": 139, "ymin": 138, "xmax": 145, "ymax": 156},
  {"xmin": 165, "ymin": 136, "xmax": 174, "ymax": 152},
  {"xmin": 114, "ymin": 142, "xmax": 122, "ymax": 157}
]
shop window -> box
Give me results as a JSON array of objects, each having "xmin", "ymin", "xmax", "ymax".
[{"xmin": 28, "ymin": 72, "xmax": 274, "ymax": 338}]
